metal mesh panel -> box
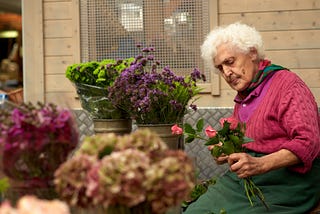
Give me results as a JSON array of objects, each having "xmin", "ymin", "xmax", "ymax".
[{"xmin": 79, "ymin": 0, "xmax": 210, "ymax": 79}]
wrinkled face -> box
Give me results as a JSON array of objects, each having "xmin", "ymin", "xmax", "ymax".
[{"xmin": 213, "ymin": 44, "xmax": 259, "ymax": 92}]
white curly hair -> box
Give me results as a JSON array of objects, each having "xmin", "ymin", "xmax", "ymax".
[{"xmin": 200, "ymin": 22, "xmax": 265, "ymax": 72}]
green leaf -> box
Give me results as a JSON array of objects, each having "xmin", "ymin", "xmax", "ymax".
[
  {"xmin": 220, "ymin": 209, "xmax": 227, "ymax": 214},
  {"xmin": 243, "ymin": 136, "xmax": 254, "ymax": 143},
  {"xmin": 229, "ymin": 135, "xmax": 240, "ymax": 144},
  {"xmin": 185, "ymin": 136, "xmax": 195, "ymax": 143},
  {"xmin": 222, "ymin": 141, "xmax": 235, "ymax": 155},
  {"xmin": 184, "ymin": 123, "xmax": 196, "ymax": 135},
  {"xmin": 219, "ymin": 122, "xmax": 231, "ymax": 136},
  {"xmin": 98, "ymin": 146, "xmax": 114, "ymax": 159},
  {"xmin": 205, "ymin": 137, "xmax": 220, "ymax": 145},
  {"xmin": 196, "ymin": 119, "xmax": 204, "ymax": 132},
  {"xmin": 211, "ymin": 146, "xmax": 223, "ymax": 157}
]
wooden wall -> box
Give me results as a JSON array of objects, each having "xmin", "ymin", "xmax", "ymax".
[
  {"xmin": 23, "ymin": 0, "xmax": 80, "ymax": 108},
  {"xmin": 198, "ymin": 0, "xmax": 320, "ymax": 107},
  {"xmin": 23, "ymin": 0, "xmax": 320, "ymax": 108}
]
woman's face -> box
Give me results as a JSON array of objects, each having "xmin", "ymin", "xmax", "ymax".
[{"xmin": 213, "ymin": 44, "xmax": 259, "ymax": 92}]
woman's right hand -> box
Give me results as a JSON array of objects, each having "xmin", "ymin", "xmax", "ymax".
[
  {"xmin": 208, "ymin": 143, "xmax": 229, "ymax": 165},
  {"xmin": 214, "ymin": 155, "xmax": 229, "ymax": 165}
]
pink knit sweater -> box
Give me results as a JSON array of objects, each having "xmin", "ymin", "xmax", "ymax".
[{"xmin": 233, "ymin": 69, "xmax": 320, "ymax": 173}]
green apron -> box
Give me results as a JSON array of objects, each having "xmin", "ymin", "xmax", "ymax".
[{"xmin": 183, "ymin": 153, "xmax": 320, "ymax": 214}]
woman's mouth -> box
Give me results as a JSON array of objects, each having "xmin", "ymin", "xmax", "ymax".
[{"xmin": 229, "ymin": 77, "xmax": 239, "ymax": 85}]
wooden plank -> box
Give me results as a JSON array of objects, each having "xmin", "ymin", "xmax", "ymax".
[
  {"xmin": 45, "ymin": 56, "xmax": 74, "ymax": 74},
  {"xmin": 45, "ymin": 74, "xmax": 75, "ymax": 92},
  {"xmin": 196, "ymin": 86, "xmax": 320, "ymax": 108},
  {"xmin": 219, "ymin": 10, "xmax": 320, "ymax": 31},
  {"xmin": 72, "ymin": 0, "xmax": 81, "ymax": 62},
  {"xmin": 209, "ymin": 0, "xmax": 218, "ymax": 29},
  {"xmin": 44, "ymin": 20, "xmax": 73, "ymax": 38},
  {"xmin": 266, "ymin": 49, "xmax": 320, "ymax": 69},
  {"xmin": 45, "ymin": 91, "xmax": 81, "ymax": 109},
  {"xmin": 22, "ymin": 0, "xmax": 44, "ymax": 103},
  {"xmin": 195, "ymin": 89, "xmax": 236, "ymax": 107},
  {"xmin": 209, "ymin": 0, "xmax": 220, "ymax": 96},
  {"xmin": 219, "ymin": 0, "xmax": 320, "ymax": 13},
  {"xmin": 44, "ymin": 38, "xmax": 73, "ymax": 56},
  {"xmin": 294, "ymin": 69, "xmax": 320, "ymax": 88},
  {"xmin": 309, "ymin": 88, "xmax": 320, "ymax": 105},
  {"xmin": 44, "ymin": 0, "xmax": 71, "ymax": 2},
  {"xmin": 210, "ymin": 71, "xmax": 221, "ymax": 95},
  {"xmin": 43, "ymin": 1, "xmax": 73, "ymax": 20},
  {"xmin": 262, "ymin": 30, "xmax": 320, "ymax": 50},
  {"xmin": 218, "ymin": 69, "xmax": 320, "ymax": 89},
  {"xmin": 197, "ymin": 86, "xmax": 320, "ymax": 108}
]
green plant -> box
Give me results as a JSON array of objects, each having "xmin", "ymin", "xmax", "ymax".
[
  {"xmin": 182, "ymin": 177, "xmax": 217, "ymax": 210},
  {"xmin": 65, "ymin": 58, "xmax": 134, "ymax": 88},
  {"xmin": 65, "ymin": 58, "xmax": 134, "ymax": 119}
]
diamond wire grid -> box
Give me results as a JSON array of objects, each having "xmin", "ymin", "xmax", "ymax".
[
  {"xmin": 183, "ymin": 107, "xmax": 233, "ymax": 180},
  {"xmin": 73, "ymin": 107, "xmax": 233, "ymax": 180},
  {"xmin": 79, "ymin": 0, "xmax": 210, "ymax": 81},
  {"xmin": 73, "ymin": 107, "xmax": 320, "ymax": 179}
]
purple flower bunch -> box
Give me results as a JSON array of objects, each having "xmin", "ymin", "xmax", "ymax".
[
  {"xmin": 0, "ymin": 102, "xmax": 79, "ymax": 186},
  {"xmin": 54, "ymin": 129, "xmax": 195, "ymax": 213},
  {"xmin": 108, "ymin": 46, "xmax": 206, "ymax": 124}
]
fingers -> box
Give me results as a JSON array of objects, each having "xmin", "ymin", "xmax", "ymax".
[
  {"xmin": 214, "ymin": 155, "xmax": 228, "ymax": 165},
  {"xmin": 228, "ymin": 153, "xmax": 258, "ymax": 178}
]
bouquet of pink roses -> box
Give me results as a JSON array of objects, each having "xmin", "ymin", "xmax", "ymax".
[{"xmin": 172, "ymin": 117, "xmax": 268, "ymax": 209}]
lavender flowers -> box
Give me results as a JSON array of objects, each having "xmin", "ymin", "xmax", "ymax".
[{"xmin": 108, "ymin": 46, "xmax": 205, "ymax": 124}]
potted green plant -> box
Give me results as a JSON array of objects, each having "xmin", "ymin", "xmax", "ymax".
[{"xmin": 65, "ymin": 58, "xmax": 134, "ymax": 135}]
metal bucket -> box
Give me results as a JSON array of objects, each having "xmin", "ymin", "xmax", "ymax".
[
  {"xmin": 93, "ymin": 118, "xmax": 132, "ymax": 135},
  {"xmin": 136, "ymin": 124, "xmax": 184, "ymax": 150}
]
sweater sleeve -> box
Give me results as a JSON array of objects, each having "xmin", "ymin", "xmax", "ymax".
[{"xmin": 277, "ymin": 77, "xmax": 320, "ymax": 173}]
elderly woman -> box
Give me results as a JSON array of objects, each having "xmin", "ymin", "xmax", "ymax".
[{"xmin": 183, "ymin": 22, "xmax": 320, "ymax": 214}]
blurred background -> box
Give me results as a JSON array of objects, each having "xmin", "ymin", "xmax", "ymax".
[{"xmin": 0, "ymin": 0, "xmax": 22, "ymax": 101}]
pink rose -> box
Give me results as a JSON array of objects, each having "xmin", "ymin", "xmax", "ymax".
[
  {"xmin": 171, "ymin": 124, "xmax": 183, "ymax": 135},
  {"xmin": 219, "ymin": 117, "xmax": 238, "ymax": 130},
  {"xmin": 205, "ymin": 125, "xmax": 217, "ymax": 138}
]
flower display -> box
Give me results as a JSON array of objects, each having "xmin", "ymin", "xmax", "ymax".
[
  {"xmin": 0, "ymin": 195, "xmax": 70, "ymax": 214},
  {"xmin": 54, "ymin": 129, "xmax": 195, "ymax": 213},
  {"xmin": 108, "ymin": 46, "xmax": 206, "ymax": 124},
  {"xmin": 87, "ymin": 149, "xmax": 150, "ymax": 207},
  {"xmin": 172, "ymin": 117, "xmax": 268, "ymax": 209},
  {"xmin": 0, "ymin": 102, "xmax": 79, "ymax": 187},
  {"xmin": 65, "ymin": 58, "xmax": 134, "ymax": 119},
  {"xmin": 144, "ymin": 150, "xmax": 195, "ymax": 214}
]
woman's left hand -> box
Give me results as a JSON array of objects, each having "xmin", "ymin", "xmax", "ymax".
[
  {"xmin": 227, "ymin": 149, "xmax": 301, "ymax": 178},
  {"xmin": 227, "ymin": 153, "xmax": 264, "ymax": 178}
]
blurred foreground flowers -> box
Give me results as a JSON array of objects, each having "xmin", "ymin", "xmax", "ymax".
[
  {"xmin": 0, "ymin": 195, "xmax": 70, "ymax": 214},
  {"xmin": 0, "ymin": 102, "xmax": 79, "ymax": 187},
  {"xmin": 54, "ymin": 129, "xmax": 195, "ymax": 214}
]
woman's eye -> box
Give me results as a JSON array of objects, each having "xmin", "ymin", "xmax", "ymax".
[
  {"xmin": 216, "ymin": 65, "xmax": 223, "ymax": 72},
  {"xmin": 226, "ymin": 59, "xmax": 234, "ymax": 65}
]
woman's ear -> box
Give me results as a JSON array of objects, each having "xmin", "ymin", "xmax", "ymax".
[{"xmin": 249, "ymin": 47, "xmax": 258, "ymax": 61}]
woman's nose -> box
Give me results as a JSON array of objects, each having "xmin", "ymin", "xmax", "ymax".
[{"xmin": 222, "ymin": 65, "xmax": 232, "ymax": 76}]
